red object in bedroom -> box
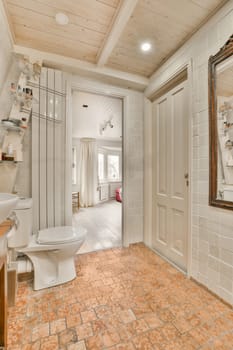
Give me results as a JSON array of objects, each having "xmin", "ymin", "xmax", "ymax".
[{"xmin": 116, "ymin": 188, "xmax": 122, "ymax": 202}]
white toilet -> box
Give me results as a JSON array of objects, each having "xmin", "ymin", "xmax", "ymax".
[{"xmin": 8, "ymin": 198, "xmax": 86, "ymax": 290}]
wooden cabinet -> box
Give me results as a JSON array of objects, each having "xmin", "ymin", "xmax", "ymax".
[
  {"xmin": 0, "ymin": 256, "xmax": 7, "ymax": 347},
  {"xmin": 0, "ymin": 220, "xmax": 13, "ymax": 348}
]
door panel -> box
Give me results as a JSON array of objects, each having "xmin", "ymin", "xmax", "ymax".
[
  {"xmin": 157, "ymin": 98, "xmax": 168, "ymax": 196},
  {"xmin": 152, "ymin": 81, "xmax": 188, "ymax": 271},
  {"xmin": 171, "ymin": 208, "xmax": 184, "ymax": 255},
  {"xmin": 157, "ymin": 204, "xmax": 167, "ymax": 245},
  {"xmin": 171, "ymin": 87, "xmax": 187, "ymax": 200},
  {"xmin": 152, "ymin": 95, "xmax": 170, "ymax": 258}
]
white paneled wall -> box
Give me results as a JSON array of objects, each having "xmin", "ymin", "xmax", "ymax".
[
  {"xmin": 145, "ymin": 1, "xmax": 233, "ymax": 304},
  {"xmin": 0, "ymin": 3, "xmax": 12, "ymax": 94}
]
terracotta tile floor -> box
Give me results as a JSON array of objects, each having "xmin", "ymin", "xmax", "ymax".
[{"xmin": 8, "ymin": 243, "xmax": 233, "ymax": 350}]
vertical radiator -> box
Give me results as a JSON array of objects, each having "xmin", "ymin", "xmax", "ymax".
[
  {"xmin": 99, "ymin": 184, "xmax": 109, "ymax": 201},
  {"xmin": 31, "ymin": 68, "xmax": 66, "ymax": 233}
]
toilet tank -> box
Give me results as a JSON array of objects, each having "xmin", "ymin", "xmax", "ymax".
[{"xmin": 8, "ymin": 198, "xmax": 33, "ymax": 248}]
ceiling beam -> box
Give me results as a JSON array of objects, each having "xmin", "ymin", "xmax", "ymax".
[
  {"xmin": 13, "ymin": 45, "xmax": 149, "ymax": 91},
  {"xmin": 97, "ymin": 0, "xmax": 139, "ymax": 67}
]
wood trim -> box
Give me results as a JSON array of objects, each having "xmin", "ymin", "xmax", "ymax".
[
  {"xmin": 209, "ymin": 34, "xmax": 233, "ymax": 210},
  {"xmin": 149, "ymin": 68, "xmax": 188, "ymax": 102},
  {"xmin": 0, "ymin": 259, "xmax": 7, "ymax": 347},
  {"xmin": 0, "ymin": 219, "xmax": 14, "ymax": 237},
  {"xmin": 18, "ymin": 271, "xmax": 34, "ymax": 282},
  {"xmin": 7, "ymin": 268, "xmax": 17, "ymax": 307}
]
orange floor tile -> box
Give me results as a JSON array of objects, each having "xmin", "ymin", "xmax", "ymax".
[{"xmin": 7, "ymin": 243, "xmax": 233, "ymax": 350}]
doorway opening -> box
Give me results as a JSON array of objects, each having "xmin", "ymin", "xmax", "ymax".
[{"xmin": 71, "ymin": 90, "xmax": 123, "ymax": 253}]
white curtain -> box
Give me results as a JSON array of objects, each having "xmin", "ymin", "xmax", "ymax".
[{"xmin": 79, "ymin": 138, "xmax": 97, "ymax": 208}]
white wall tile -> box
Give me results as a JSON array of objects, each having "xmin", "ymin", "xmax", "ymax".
[
  {"xmin": 145, "ymin": 2, "xmax": 233, "ymax": 304},
  {"xmin": 220, "ymin": 274, "xmax": 232, "ymax": 293}
]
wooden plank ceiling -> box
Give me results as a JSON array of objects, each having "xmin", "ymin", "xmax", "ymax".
[
  {"xmin": 4, "ymin": 0, "xmax": 227, "ymax": 78},
  {"xmin": 5, "ymin": 0, "xmax": 121, "ymax": 63},
  {"xmin": 107, "ymin": 0, "xmax": 228, "ymax": 76}
]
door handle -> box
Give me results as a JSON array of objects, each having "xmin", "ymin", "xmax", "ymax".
[{"xmin": 184, "ymin": 173, "xmax": 189, "ymax": 186}]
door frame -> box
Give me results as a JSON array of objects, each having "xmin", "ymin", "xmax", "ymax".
[
  {"xmin": 65, "ymin": 76, "xmax": 125, "ymax": 247},
  {"xmin": 144, "ymin": 60, "xmax": 193, "ymax": 277}
]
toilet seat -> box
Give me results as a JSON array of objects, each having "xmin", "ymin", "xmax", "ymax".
[
  {"xmin": 17, "ymin": 226, "xmax": 86, "ymax": 253},
  {"xmin": 37, "ymin": 226, "xmax": 86, "ymax": 245}
]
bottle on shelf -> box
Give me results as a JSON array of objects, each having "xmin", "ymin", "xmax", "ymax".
[{"xmin": 21, "ymin": 117, "xmax": 27, "ymax": 129}]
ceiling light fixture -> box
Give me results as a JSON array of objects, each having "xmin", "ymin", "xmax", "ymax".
[
  {"xmin": 55, "ymin": 13, "xmax": 69, "ymax": 25},
  {"xmin": 141, "ymin": 42, "xmax": 152, "ymax": 52}
]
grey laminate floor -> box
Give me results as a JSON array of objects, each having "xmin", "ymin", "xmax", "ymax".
[{"xmin": 73, "ymin": 199, "xmax": 122, "ymax": 254}]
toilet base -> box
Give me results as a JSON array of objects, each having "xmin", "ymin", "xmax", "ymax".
[
  {"xmin": 14, "ymin": 226, "xmax": 86, "ymax": 290},
  {"xmin": 25, "ymin": 251, "xmax": 77, "ymax": 290}
]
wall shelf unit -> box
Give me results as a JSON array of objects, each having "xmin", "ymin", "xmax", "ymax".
[{"xmin": 0, "ymin": 70, "xmax": 38, "ymax": 193}]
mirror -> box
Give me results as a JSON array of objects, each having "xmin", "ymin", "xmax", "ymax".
[{"xmin": 209, "ymin": 35, "xmax": 233, "ymax": 209}]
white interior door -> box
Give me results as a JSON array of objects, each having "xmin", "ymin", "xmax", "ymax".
[{"xmin": 152, "ymin": 81, "xmax": 189, "ymax": 271}]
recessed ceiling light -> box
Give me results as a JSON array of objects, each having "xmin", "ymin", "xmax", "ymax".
[
  {"xmin": 141, "ymin": 42, "xmax": 152, "ymax": 52},
  {"xmin": 55, "ymin": 13, "xmax": 69, "ymax": 25}
]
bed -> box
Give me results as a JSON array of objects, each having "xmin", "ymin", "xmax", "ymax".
[{"xmin": 115, "ymin": 187, "xmax": 122, "ymax": 202}]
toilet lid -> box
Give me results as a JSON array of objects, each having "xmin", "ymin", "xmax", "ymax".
[{"xmin": 37, "ymin": 226, "xmax": 86, "ymax": 245}]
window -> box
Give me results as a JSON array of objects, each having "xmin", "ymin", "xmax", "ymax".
[
  {"xmin": 98, "ymin": 150, "xmax": 121, "ymax": 183},
  {"xmin": 108, "ymin": 155, "xmax": 120, "ymax": 180},
  {"xmin": 98, "ymin": 153, "xmax": 105, "ymax": 181}
]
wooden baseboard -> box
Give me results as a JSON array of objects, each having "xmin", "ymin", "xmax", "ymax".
[
  {"xmin": 7, "ymin": 269, "xmax": 17, "ymax": 307},
  {"xmin": 0, "ymin": 260, "xmax": 7, "ymax": 348},
  {"xmin": 18, "ymin": 271, "xmax": 34, "ymax": 283}
]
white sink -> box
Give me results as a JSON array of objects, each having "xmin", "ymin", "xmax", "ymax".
[{"xmin": 0, "ymin": 193, "xmax": 18, "ymax": 224}]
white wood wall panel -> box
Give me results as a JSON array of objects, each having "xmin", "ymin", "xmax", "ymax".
[{"xmin": 0, "ymin": 2, "xmax": 12, "ymax": 92}]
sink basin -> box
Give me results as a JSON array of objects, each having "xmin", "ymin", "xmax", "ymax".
[{"xmin": 0, "ymin": 193, "xmax": 18, "ymax": 224}]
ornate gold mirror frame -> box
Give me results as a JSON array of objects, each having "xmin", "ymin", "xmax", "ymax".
[{"xmin": 209, "ymin": 34, "xmax": 233, "ymax": 209}]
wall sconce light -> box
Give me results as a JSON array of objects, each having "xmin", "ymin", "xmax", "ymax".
[{"xmin": 100, "ymin": 116, "xmax": 114, "ymax": 135}]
